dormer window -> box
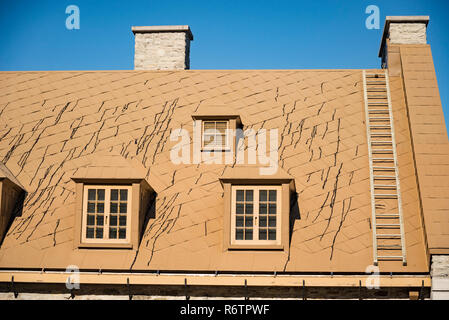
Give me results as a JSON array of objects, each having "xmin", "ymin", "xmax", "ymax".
[
  {"xmin": 82, "ymin": 185, "xmax": 132, "ymax": 244},
  {"xmin": 219, "ymin": 166, "xmax": 296, "ymax": 251},
  {"xmin": 231, "ymin": 185, "xmax": 282, "ymax": 245},
  {"xmin": 202, "ymin": 120, "xmax": 230, "ymax": 150},
  {"xmin": 191, "ymin": 105, "xmax": 242, "ymax": 153},
  {"xmin": 71, "ymin": 156, "xmax": 154, "ymax": 250}
]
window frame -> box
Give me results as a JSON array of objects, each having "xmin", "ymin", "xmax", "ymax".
[
  {"xmin": 81, "ymin": 185, "xmax": 132, "ymax": 245},
  {"xmin": 230, "ymin": 185, "xmax": 282, "ymax": 246},
  {"xmin": 201, "ymin": 119, "xmax": 231, "ymax": 151}
]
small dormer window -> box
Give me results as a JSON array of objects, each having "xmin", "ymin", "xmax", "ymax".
[
  {"xmin": 202, "ymin": 120, "xmax": 229, "ymax": 150},
  {"xmin": 191, "ymin": 105, "xmax": 242, "ymax": 153}
]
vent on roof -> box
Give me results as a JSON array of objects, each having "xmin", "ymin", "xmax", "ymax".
[{"xmin": 131, "ymin": 25, "xmax": 194, "ymax": 70}]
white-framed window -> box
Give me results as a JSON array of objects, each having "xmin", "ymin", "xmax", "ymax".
[
  {"xmin": 230, "ymin": 185, "xmax": 282, "ymax": 246},
  {"xmin": 202, "ymin": 120, "xmax": 229, "ymax": 150},
  {"xmin": 81, "ymin": 185, "xmax": 132, "ymax": 244}
]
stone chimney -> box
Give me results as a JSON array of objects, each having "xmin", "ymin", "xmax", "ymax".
[
  {"xmin": 132, "ymin": 25, "xmax": 194, "ymax": 70},
  {"xmin": 379, "ymin": 16, "xmax": 429, "ymax": 69}
]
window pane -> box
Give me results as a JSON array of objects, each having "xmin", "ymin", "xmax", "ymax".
[
  {"xmin": 259, "ymin": 216, "xmax": 267, "ymax": 227},
  {"xmin": 236, "ymin": 228, "xmax": 243, "ymax": 240},
  {"xmin": 120, "ymin": 189, "xmax": 128, "ymax": 201},
  {"xmin": 88, "ymin": 189, "xmax": 96, "ymax": 200},
  {"xmin": 268, "ymin": 229, "xmax": 276, "ymax": 240},
  {"xmin": 203, "ymin": 134, "xmax": 214, "ymax": 144},
  {"xmin": 111, "ymin": 189, "xmax": 118, "ymax": 201},
  {"xmin": 245, "ymin": 229, "xmax": 253, "ymax": 240},
  {"xmin": 245, "ymin": 190, "xmax": 253, "ymax": 202},
  {"xmin": 95, "ymin": 227, "xmax": 103, "ymax": 239},
  {"xmin": 110, "ymin": 202, "xmax": 118, "ymax": 213},
  {"xmin": 268, "ymin": 203, "xmax": 276, "ymax": 214},
  {"xmin": 245, "ymin": 216, "xmax": 253, "ymax": 227},
  {"xmin": 86, "ymin": 227, "xmax": 94, "ymax": 238},
  {"xmin": 110, "ymin": 215, "xmax": 118, "ymax": 226},
  {"xmin": 218, "ymin": 134, "xmax": 226, "ymax": 146},
  {"xmin": 269, "ymin": 190, "xmax": 277, "ymax": 202},
  {"xmin": 109, "ymin": 227, "xmax": 117, "ymax": 239},
  {"xmin": 119, "ymin": 228, "xmax": 126, "ymax": 239},
  {"xmin": 96, "ymin": 215, "xmax": 104, "ymax": 226},
  {"xmin": 236, "ymin": 215, "xmax": 244, "ymax": 227},
  {"xmin": 87, "ymin": 202, "xmax": 95, "ymax": 213},
  {"xmin": 236, "ymin": 203, "xmax": 244, "ymax": 214},
  {"xmin": 97, "ymin": 189, "xmax": 105, "ymax": 201},
  {"xmin": 268, "ymin": 216, "xmax": 276, "ymax": 227},
  {"xmin": 236, "ymin": 190, "xmax": 244, "ymax": 202},
  {"xmin": 259, "ymin": 229, "xmax": 267, "ymax": 240},
  {"xmin": 119, "ymin": 203, "xmax": 127, "ymax": 213},
  {"xmin": 97, "ymin": 202, "xmax": 104, "ymax": 213},
  {"xmin": 216, "ymin": 121, "xmax": 227, "ymax": 133},
  {"xmin": 245, "ymin": 203, "xmax": 253, "ymax": 214},
  {"xmin": 119, "ymin": 215, "xmax": 127, "ymax": 226},
  {"xmin": 259, "ymin": 203, "xmax": 267, "ymax": 214},
  {"xmin": 87, "ymin": 214, "xmax": 95, "ymax": 226},
  {"xmin": 260, "ymin": 190, "xmax": 267, "ymax": 202},
  {"xmin": 203, "ymin": 121, "xmax": 215, "ymax": 130}
]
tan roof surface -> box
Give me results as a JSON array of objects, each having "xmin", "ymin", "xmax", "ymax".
[
  {"xmin": 0, "ymin": 161, "xmax": 24, "ymax": 189},
  {"xmin": 0, "ymin": 69, "xmax": 429, "ymax": 272}
]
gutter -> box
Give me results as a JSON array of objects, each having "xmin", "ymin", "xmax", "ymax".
[{"xmin": 0, "ymin": 270, "xmax": 431, "ymax": 288}]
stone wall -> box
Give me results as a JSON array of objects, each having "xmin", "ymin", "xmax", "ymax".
[
  {"xmin": 389, "ymin": 23, "xmax": 427, "ymax": 45},
  {"xmin": 431, "ymin": 255, "xmax": 449, "ymax": 299},
  {"xmin": 0, "ymin": 283, "xmax": 430, "ymax": 300},
  {"xmin": 134, "ymin": 31, "xmax": 191, "ymax": 70}
]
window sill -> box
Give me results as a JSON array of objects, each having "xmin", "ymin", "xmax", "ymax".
[
  {"xmin": 78, "ymin": 242, "xmax": 133, "ymax": 250},
  {"xmin": 201, "ymin": 147, "xmax": 231, "ymax": 152},
  {"xmin": 227, "ymin": 244, "xmax": 284, "ymax": 251}
]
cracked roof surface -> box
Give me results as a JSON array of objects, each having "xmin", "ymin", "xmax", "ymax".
[{"xmin": 0, "ymin": 69, "xmax": 429, "ymax": 272}]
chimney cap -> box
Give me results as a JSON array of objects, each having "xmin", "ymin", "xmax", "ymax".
[
  {"xmin": 131, "ymin": 25, "xmax": 193, "ymax": 40},
  {"xmin": 378, "ymin": 16, "xmax": 429, "ymax": 57}
]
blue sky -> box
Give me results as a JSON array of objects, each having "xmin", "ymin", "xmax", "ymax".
[{"xmin": 0, "ymin": 0, "xmax": 448, "ymax": 131}]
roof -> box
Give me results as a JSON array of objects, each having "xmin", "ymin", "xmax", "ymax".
[
  {"xmin": 0, "ymin": 162, "xmax": 24, "ymax": 190},
  {"xmin": 0, "ymin": 69, "xmax": 429, "ymax": 273}
]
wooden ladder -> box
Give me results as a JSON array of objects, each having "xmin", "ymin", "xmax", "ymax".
[{"xmin": 362, "ymin": 70, "xmax": 407, "ymax": 266}]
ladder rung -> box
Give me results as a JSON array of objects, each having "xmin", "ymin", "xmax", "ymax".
[
  {"xmin": 372, "ymin": 158, "xmax": 394, "ymax": 161},
  {"xmin": 373, "ymin": 166, "xmax": 395, "ymax": 170},
  {"xmin": 377, "ymin": 256, "xmax": 404, "ymax": 260},
  {"xmin": 371, "ymin": 133, "xmax": 392, "ymax": 136},
  {"xmin": 373, "ymin": 175, "xmax": 396, "ymax": 179},
  {"xmin": 369, "ymin": 117, "xmax": 390, "ymax": 120},
  {"xmin": 376, "ymin": 214, "xmax": 400, "ymax": 218},
  {"xmin": 374, "ymin": 194, "xmax": 398, "ymax": 198},
  {"xmin": 378, "ymin": 245, "xmax": 402, "ymax": 249},
  {"xmin": 368, "ymin": 110, "xmax": 390, "ymax": 113},
  {"xmin": 370, "ymin": 125, "xmax": 391, "ymax": 128},
  {"xmin": 376, "ymin": 234, "xmax": 402, "ymax": 238},
  {"xmin": 371, "ymin": 141, "xmax": 393, "ymax": 145},
  {"xmin": 372, "ymin": 149, "xmax": 393, "ymax": 153},
  {"xmin": 377, "ymin": 224, "xmax": 400, "ymax": 228},
  {"xmin": 374, "ymin": 184, "xmax": 397, "ymax": 188}
]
